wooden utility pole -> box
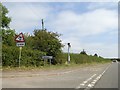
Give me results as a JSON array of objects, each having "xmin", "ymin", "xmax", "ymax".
[{"xmin": 42, "ymin": 19, "xmax": 44, "ymax": 30}]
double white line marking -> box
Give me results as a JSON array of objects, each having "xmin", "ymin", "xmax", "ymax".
[
  {"xmin": 76, "ymin": 74, "xmax": 96, "ymax": 89},
  {"xmin": 76, "ymin": 64, "xmax": 111, "ymax": 90},
  {"xmin": 86, "ymin": 64, "xmax": 111, "ymax": 89}
]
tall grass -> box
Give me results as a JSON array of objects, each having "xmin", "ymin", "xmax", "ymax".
[{"xmin": 59, "ymin": 53, "xmax": 111, "ymax": 64}]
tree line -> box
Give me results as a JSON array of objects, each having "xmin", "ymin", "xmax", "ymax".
[{"xmin": 1, "ymin": 3, "xmax": 109, "ymax": 67}]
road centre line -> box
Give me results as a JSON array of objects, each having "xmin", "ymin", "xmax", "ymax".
[
  {"xmin": 75, "ymin": 74, "xmax": 97, "ymax": 89},
  {"xmin": 76, "ymin": 63, "xmax": 112, "ymax": 90},
  {"xmin": 85, "ymin": 63, "xmax": 112, "ymax": 90}
]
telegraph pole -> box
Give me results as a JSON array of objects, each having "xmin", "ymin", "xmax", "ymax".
[{"xmin": 42, "ymin": 19, "xmax": 44, "ymax": 30}]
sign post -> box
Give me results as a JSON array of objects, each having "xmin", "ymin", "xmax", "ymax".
[
  {"xmin": 42, "ymin": 56, "xmax": 53, "ymax": 66},
  {"xmin": 19, "ymin": 47, "xmax": 22, "ymax": 68},
  {"xmin": 15, "ymin": 32, "xmax": 25, "ymax": 68}
]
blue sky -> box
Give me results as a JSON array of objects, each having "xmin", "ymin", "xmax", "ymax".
[{"xmin": 3, "ymin": 2, "xmax": 118, "ymax": 58}]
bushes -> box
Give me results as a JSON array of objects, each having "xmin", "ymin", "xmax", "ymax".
[
  {"xmin": 2, "ymin": 45, "xmax": 46, "ymax": 67},
  {"xmin": 2, "ymin": 45, "xmax": 18, "ymax": 66},
  {"xmin": 21, "ymin": 47, "xmax": 46, "ymax": 67},
  {"xmin": 2, "ymin": 43, "xmax": 109, "ymax": 67}
]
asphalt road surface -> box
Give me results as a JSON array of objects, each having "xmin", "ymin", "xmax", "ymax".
[
  {"xmin": 2, "ymin": 62, "xmax": 119, "ymax": 89},
  {"xmin": 93, "ymin": 62, "xmax": 118, "ymax": 88}
]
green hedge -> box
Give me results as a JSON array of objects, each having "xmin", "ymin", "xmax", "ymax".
[{"xmin": 2, "ymin": 45, "xmax": 46, "ymax": 67}]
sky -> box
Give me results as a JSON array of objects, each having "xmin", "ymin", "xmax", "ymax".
[{"xmin": 2, "ymin": 1, "xmax": 118, "ymax": 58}]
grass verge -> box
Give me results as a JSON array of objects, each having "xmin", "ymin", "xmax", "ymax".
[{"xmin": 2, "ymin": 60, "xmax": 111, "ymax": 72}]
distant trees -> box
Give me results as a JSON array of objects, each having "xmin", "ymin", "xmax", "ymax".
[
  {"xmin": 80, "ymin": 49, "xmax": 87, "ymax": 55},
  {"xmin": 94, "ymin": 53, "xmax": 98, "ymax": 57},
  {"xmin": 80, "ymin": 50, "xmax": 99, "ymax": 57}
]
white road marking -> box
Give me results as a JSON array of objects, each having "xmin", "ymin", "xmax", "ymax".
[
  {"xmin": 80, "ymin": 83, "xmax": 85, "ymax": 86},
  {"xmin": 75, "ymin": 74, "xmax": 96, "ymax": 89},
  {"xmin": 85, "ymin": 64, "xmax": 111, "ymax": 89},
  {"xmin": 76, "ymin": 64, "xmax": 111, "ymax": 90}
]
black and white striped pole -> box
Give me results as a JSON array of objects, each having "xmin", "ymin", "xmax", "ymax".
[{"xmin": 67, "ymin": 43, "xmax": 71, "ymax": 64}]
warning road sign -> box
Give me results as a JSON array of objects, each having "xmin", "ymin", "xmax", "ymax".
[{"xmin": 15, "ymin": 33, "xmax": 25, "ymax": 42}]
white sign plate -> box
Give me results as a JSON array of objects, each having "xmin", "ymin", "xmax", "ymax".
[
  {"xmin": 42, "ymin": 56, "xmax": 53, "ymax": 59},
  {"xmin": 16, "ymin": 42, "xmax": 25, "ymax": 47}
]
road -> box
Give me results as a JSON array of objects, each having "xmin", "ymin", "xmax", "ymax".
[
  {"xmin": 2, "ymin": 62, "xmax": 119, "ymax": 90},
  {"xmin": 93, "ymin": 62, "xmax": 118, "ymax": 88}
]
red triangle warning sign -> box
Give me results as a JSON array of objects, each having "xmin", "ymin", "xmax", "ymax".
[{"xmin": 15, "ymin": 33, "xmax": 25, "ymax": 42}]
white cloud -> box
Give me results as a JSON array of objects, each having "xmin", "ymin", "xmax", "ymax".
[
  {"xmin": 63, "ymin": 38, "xmax": 118, "ymax": 58},
  {"xmin": 84, "ymin": 43, "xmax": 118, "ymax": 58},
  {"xmin": 62, "ymin": 37, "xmax": 118, "ymax": 58},
  {"xmin": 50, "ymin": 9, "xmax": 117, "ymax": 36},
  {"xmin": 6, "ymin": 3, "xmax": 52, "ymax": 32},
  {"xmin": 87, "ymin": 2, "xmax": 117, "ymax": 10}
]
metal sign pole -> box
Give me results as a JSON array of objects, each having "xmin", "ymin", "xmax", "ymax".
[
  {"xmin": 50, "ymin": 59, "xmax": 51, "ymax": 66},
  {"xmin": 19, "ymin": 47, "xmax": 22, "ymax": 68}
]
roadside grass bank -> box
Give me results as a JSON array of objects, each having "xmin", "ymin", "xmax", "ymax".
[
  {"xmin": 2, "ymin": 53, "xmax": 111, "ymax": 71},
  {"xmin": 2, "ymin": 60, "xmax": 111, "ymax": 72}
]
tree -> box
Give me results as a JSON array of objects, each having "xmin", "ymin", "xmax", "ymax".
[
  {"xmin": 33, "ymin": 29, "xmax": 63, "ymax": 64},
  {"xmin": 24, "ymin": 33, "xmax": 34, "ymax": 48},
  {"xmin": 1, "ymin": 3, "xmax": 14, "ymax": 46},
  {"xmin": 80, "ymin": 49, "xmax": 87, "ymax": 55},
  {"xmin": 94, "ymin": 53, "xmax": 98, "ymax": 57},
  {"xmin": 2, "ymin": 29, "xmax": 16, "ymax": 46},
  {"xmin": 0, "ymin": 3, "xmax": 11, "ymax": 28}
]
